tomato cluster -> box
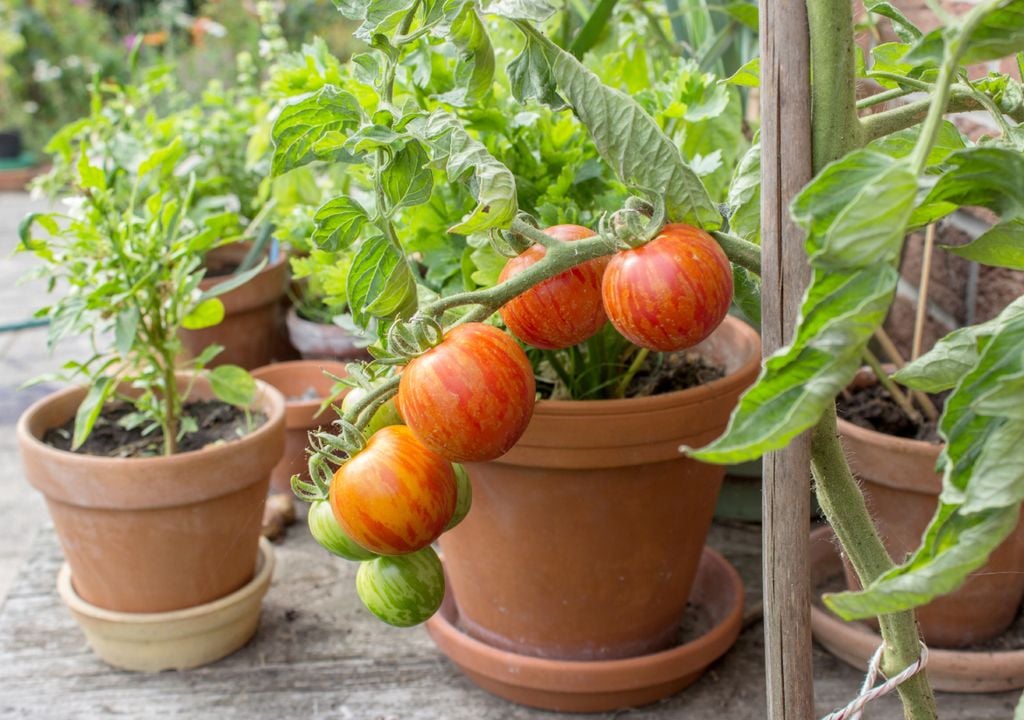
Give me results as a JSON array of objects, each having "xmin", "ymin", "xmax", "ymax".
[{"xmin": 308, "ymin": 221, "xmax": 732, "ymax": 628}]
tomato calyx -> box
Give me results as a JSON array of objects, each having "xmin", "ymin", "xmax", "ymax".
[
  {"xmin": 600, "ymin": 193, "xmax": 667, "ymax": 250},
  {"xmin": 386, "ymin": 315, "xmax": 444, "ymax": 360},
  {"xmin": 291, "ymin": 421, "xmax": 368, "ymax": 503}
]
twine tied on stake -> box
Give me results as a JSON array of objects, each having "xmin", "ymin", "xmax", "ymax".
[{"xmin": 822, "ymin": 642, "xmax": 930, "ymax": 720}]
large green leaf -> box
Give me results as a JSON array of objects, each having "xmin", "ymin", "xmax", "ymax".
[
  {"xmin": 313, "ymin": 196, "xmax": 370, "ymax": 251},
  {"xmin": 515, "ymin": 25, "xmax": 721, "ymax": 229},
  {"xmin": 867, "ymin": 120, "xmax": 965, "ymax": 166},
  {"xmin": 482, "ymin": 0, "xmax": 555, "ymax": 22},
  {"xmin": 436, "ymin": 3, "xmax": 495, "ymax": 107},
  {"xmin": 346, "ymin": 235, "xmax": 419, "ymax": 327},
  {"xmin": 945, "ymin": 218, "xmax": 1024, "ymax": 269},
  {"xmin": 381, "ymin": 141, "xmax": 434, "ymax": 211},
  {"xmin": 72, "ymin": 375, "xmax": 116, "ymax": 450},
  {"xmin": 507, "ymin": 34, "xmax": 566, "ymax": 109},
  {"xmin": 826, "ymin": 302, "xmax": 1024, "ymax": 619},
  {"xmin": 725, "ymin": 140, "xmax": 760, "ymax": 244},
  {"xmin": 904, "ymin": 0, "xmax": 1024, "ymax": 65},
  {"xmin": 866, "ymin": 1, "xmax": 923, "ymax": 43},
  {"xmin": 209, "ymin": 365, "xmax": 257, "ymax": 407},
  {"xmin": 271, "ymin": 86, "xmax": 363, "ymax": 176},
  {"xmin": 692, "ymin": 151, "xmax": 917, "ymax": 463},
  {"xmin": 911, "ymin": 146, "xmax": 1024, "ymax": 227},
  {"xmin": 355, "ymin": 0, "xmax": 418, "ymax": 41},
  {"xmin": 410, "ymin": 111, "xmax": 518, "ymax": 234}
]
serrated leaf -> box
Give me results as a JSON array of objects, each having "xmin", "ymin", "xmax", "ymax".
[
  {"xmin": 912, "ymin": 146, "xmax": 1024, "ymax": 227},
  {"xmin": 905, "ymin": 0, "xmax": 1024, "ymax": 66},
  {"xmin": 521, "ymin": 25, "xmax": 720, "ymax": 229},
  {"xmin": 313, "ymin": 196, "xmax": 369, "ymax": 251},
  {"xmin": 209, "ymin": 365, "xmax": 257, "ymax": 407},
  {"xmin": 346, "ymin": 235, "xmax": 418, "ymax": 327},
  {"xmin": 944, "ymin": 218, "xmax": 1024, "ymax": 269},
  {"xmin": 355, "ymin": 0, "xmax": 418, "ymax": 41},
  {"xmin": 410, "ymin": 111, "xmax": 518, "ymax": 234},
  {"xmin": 381, "ymin": 141, "xmax": 433, "ymax": 211},
  {"xmin": 343, "ymin": 125, "xmax": 406, "ymax": 156},
  {"xmin": 73, "ymin": 376, "xmax": 116, "ymax": 449},
  {"xmin": 507, "ymin": 34, "xmax": 566, "ymax": 109},
  {"xmin": 271, "ymin": 86, "xmax": 362, "ymax": 176},
  {"xmin": 182, "ymin": 298, "xmax": 226, "ymax": 330},
  {"xmin": 481, "ymin": 0, "xmax": 555, "ymax": 22},
  {"xmin": 435, "ymin": 3, "xmax": 495, "ymax": 107},
  {"xmin": 866, "ymin": 1, "xmax": 922, "ymax": 43},
  {"xmin": 725, "ymin": 57, "xmax": 759, "ymax": 87},
  {"xmin": 726, "ymin": 141, "xmax": 760, "ymax": 244}
]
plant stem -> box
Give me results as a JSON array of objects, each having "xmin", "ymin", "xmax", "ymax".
[
  {"xmin": 613, "ymin": 347, "xmax": 649, "ymax": 398},
  {"xmin": 857, "ymin": 86, "xmax": 914, "ymax": 110},
  {"xmin": 711, "ymin": 231, "xmax": 761, "ymax": 275},
  {"xmin": 811, "ymin": 411, "xmax": 938, "ymax": 720},
  {"xmin": 863, "ymin": 348, "xmax": 922, "ymax": 425},
  {"xmin": 862, "ymin": 84, "xmax": 1024, "ymax": 141}
]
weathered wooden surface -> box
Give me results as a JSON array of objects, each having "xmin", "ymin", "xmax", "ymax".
[
  {"xmin": 759, "ymin": 0, "xmax": 816, "ymax": 717},
  {"xmin": 0, "ymin": 518, "xmax": 1017, "ymax": 719}
]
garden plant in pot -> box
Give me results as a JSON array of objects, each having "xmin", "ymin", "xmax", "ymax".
[
  {"xmin": 17, "ymin": 110, "xmax": 286, "ymax": 672},
  {"xmin": 268, "ymin": 2, "xmax": 763, "ymax": 712}
]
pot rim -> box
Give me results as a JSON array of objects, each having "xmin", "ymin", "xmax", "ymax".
[
  {"xmin": 251, "ymin": 359, "xmax": 348, "ymax": 414},
  {"xmin": 532, "ymin": 316, "xmax": 761, "ymax": 416},
  {"xmin": 58, "ymin": 537, "xmax": 274, "ymax": 624},
  {"xmin": 837, "ymin": 416, "xmax": 943, "ymax": 462},
  {"xmin": 199, "ymin": 243, "xmax": 288, "ymax": 291},
  {"xmin": 16, "ymin": 375, "xmax": 286, "ymax": 469}
]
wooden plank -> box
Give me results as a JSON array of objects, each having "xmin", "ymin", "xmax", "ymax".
[
  {"xmin": 759, "ymin": 0, "xmax": 816, "ymax": 718},
  {"xmin": 0, "ymin": 521, "xmax": 1015, "ymax": 719}
]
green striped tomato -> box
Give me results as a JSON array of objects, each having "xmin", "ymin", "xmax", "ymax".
[
  {"xmin": 399, "ymin": 323, "xmax": 536, "ymax": 462},
  {"xmin": 307, "ymin": 500, "xmax": 377, "ymax": 562},
  {"xmin": 498, "ymin": 224, "xmax": 608, "ymax": 349},
  {"xmin": 356, "ymin": 546, "xmax": 445, "ymax": 627},
  {"xmin": 330, "ymin": 425, "xmax": 456, "ymax": 555},
  {"xmin": 602, "ymin": 223, "xmax": 733, "ymax": 351},
  {"xmin": 444, "ymin": 463, "xmax": 473, "ymax": 531}
]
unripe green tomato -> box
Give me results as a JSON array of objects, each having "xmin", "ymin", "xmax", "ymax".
[
  {"xmin": 308, "ymin": 500, "xmax": 377, "ymax": 561},
  {"xmin": 445, "ymin": 463, "xmax": 473, "ymax": 531},
  {"xmin": 356, "ymin": 546, "xmax": 445, "ymax": 627},
  {"xmin": 341, "ymin": 387, "xmax": 404, "ymax": 437}
]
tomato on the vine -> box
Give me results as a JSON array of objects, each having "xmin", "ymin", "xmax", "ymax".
[
  {"xmin": 356, "ymin": 546, "xmax": 445, "ymax": 627},
  {"xmin": 498, "ymin": 224, "xmax": 608, "ymax": 350},
  {"xmin": 602, "ymin": 223, "xmax": 733, "ymax": 351},
  {"xmin": 445, "ymin": 463, "xmax": 473, "ymax": 531},
  {"xmin": 399, "ymin": 323, "xmax": 536, "ymax": 463},
  {"xmin": 329, "ymin": 425, "xmax": 456, "ymax": 555},
  {"xmin": 308, "ymin": 500, "xmax": 378, "ymax": 561},
  {"xmin": 341, "ymin": 386, "xmax": 403, "ymax": 437}
]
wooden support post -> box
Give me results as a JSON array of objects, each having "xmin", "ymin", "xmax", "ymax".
[{"xmin": 759, "ymin": 0, "xmax": 815, "ymax": 718}]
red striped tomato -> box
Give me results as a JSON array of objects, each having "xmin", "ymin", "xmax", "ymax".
[
  {"xmin": 498, "ymin": 224, "xmax": 608, "ymax": 349},
  {"xmin": 602, "ymin": 224, "xmax": 733, "ymax": 351},
  {"xmin": 329, "ymin": 425, "xmax": 456, "ymax": 555},
  {"xmin": 399, "ymin": 323, "xmax": 535, "ymax": 462}
]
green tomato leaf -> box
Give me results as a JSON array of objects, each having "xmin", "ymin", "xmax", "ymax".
[
  {"xmin": 726, "ymin": 140, "xmax": 761, "ymax": 244},
  {"xmin": 865, "ymin": 1, "xmax": 922, "ymax": 43},
  {"xmin": 72, "ymin": 375, "xmax": 116, "ymax": 450},
  {"xmin": 944, "ymin": 218, "xmax": 1024, "ymax": 269},
  {"xmin": 182, "ymin": 298, "xmax": 226, "ymax": 330},
  {"xmin": 435, "ymin": 3, "xmax": 495, "ymax": 107},
  {"xmin": 313, "ymin": 196, "xmax": 370, "ymax": 251},
  {"xmin": 521, "ymin": 25, "xmax": 720, "ymax": 229},
  {"xmin": 410, "ymin": 111, "xmax": 518, "ymax": 234},
  {"xmin": 381, "ymin": 140, "xmax": 434, "ymax": 211},
  {"xmin": 867, "ymin": 120, "xmax": 965, "ymax": 165},
  {"xmin": 271, "ymin": 86, "xmax": 363, "ymax": 176},
  {"xmin": 507, "ymin": 33, "xmax": 566, "ymax": 109},
  {"xmin": 723, "ymin": 2, "xmax": 758, "ymax": 31},
  {"xmin": 333, "ymin": 0, "xmax": 371, "ymax": 19},
  {"xmin": 355, "ymin": 0, "xmax": 418, "ymax": 41},
  {"xmin": 343, "ymin": 125, "xmax": 406, "ymax": 156},
  {"xmin": 481, "ymin": 0, "xmax": 556, "ymax": 22},
  {"xmin": 346, "ymin": 235, "xmax": 418, "ymax": 327},
  {"xmin": 209, "ymin": 365, "xmax": 257, "ymax": 407},
  {"xmin": 732, "ymin": 266, "xmax": 761, "ymax": 326},
  {"xmin": 76, "ymin": 149, "xmax": 106, "ymax": 192},
  {"xmin": 726, "ymin": 57, "xmax": 759, "ymax": 87},
  {"xmin": 905, "ymin": 0, "xmax": 1024, "ymax": 65},
  {"xmin": 138, "ymin": 138, "xmax": 185, "ymax": 177}
]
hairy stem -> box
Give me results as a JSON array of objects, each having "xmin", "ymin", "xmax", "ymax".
[
  {"xmin": 711, "ymin": 231, "xmax": 761, "ymax": 275},
  {"xmin": 862, "ymin": 85, "xmax": 1024, "ymax": 141}
]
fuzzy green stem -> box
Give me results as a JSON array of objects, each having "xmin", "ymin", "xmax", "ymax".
[
  {"xmin": 857, "ymin": 86, "xmax": 915, "ymax": 110},
  {"xmin": 711, "ymin": 231, "xmax": 761, "ymax": 275},
  {"xmin": 613, "ymin": 347, "xmax": 649, "ymax": 398},
  {"xmin": 862, "ymin": 85, "xmax": 1024, "ymax": 141}
]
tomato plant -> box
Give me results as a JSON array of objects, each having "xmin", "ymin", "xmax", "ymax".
[
  {"xmin": 602, "ymin": 224, "xmax": 734, "ymax": 352},
  {"xmin": 356, "ymin": 547, "xmax": 446, "ymax": 628},
  {"xmin": 445, "ymin": 464, "xmax": 473, "ymax": 531},
  {"xmin": 498, "ymin": 224, "xmax": 609, "ymax": 350},
  {"xmin": 341, "ymin": 387, "xmax": 403, "ymax": 437},
  {"xmin": 307, "ymin": 500, "xmax": 378, "ymax": 561},
  {"xmin": 329, "ymin": 425, "xmax": 456, "ymax": 555},
  {"xmin": 399, "ymin": 323, "xmax": 536, "ymax": 463}
]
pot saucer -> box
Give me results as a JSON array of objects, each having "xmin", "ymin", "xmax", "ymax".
[
  {"xmin": 809, "ymin": 526, "xmax": 1024, "ymax": 693},
  {"xmin": 58, "ymin": 537, "xmax": 275, "ymax": 673},
  {"xmin": 425, "ymin": 547, "xmax": 744, "ymax": 713}
]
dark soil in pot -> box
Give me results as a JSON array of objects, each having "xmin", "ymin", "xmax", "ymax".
[
  {"xmin": 837, "ymin": 381, "xmax": 944, "ymax": 442},
  {"xmin": 43, "ymin": 400, "xmax": 265, "ymax": 457}
]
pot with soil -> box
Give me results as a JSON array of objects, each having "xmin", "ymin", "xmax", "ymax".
[
  {"xmin": 251, "ymin": 360, "xmax": 349, "ymax": 495},
  {"xmin": 180, "ymin": 242, "xmax": 289, "ymax": 369},
  {"xmin": 426, "ymin": 316, "xmax": 760, "ymax": 711},
  {"xmin": 285, "ymin": 306, "xmax": 371, "ymax": 361},
  {"xmin": 834, "ymin": 369, "xmax": 1024, "ymax": 648},
  {"xmin": 17, "ymin": 376, "xmax": 286, "ymax": 669}
]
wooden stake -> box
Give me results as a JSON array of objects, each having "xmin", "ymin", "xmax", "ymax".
[
  {"xmin": 760, "ymin": 0, "xmax": 815, "ymax": 717},
  {"xmin": 911, "ymin": 224, "xmax": 936, "ymax": 361}
]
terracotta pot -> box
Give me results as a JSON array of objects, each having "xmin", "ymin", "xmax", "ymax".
[
  {"xmin": 438, "ymin": 316, "xmax": 760, "ymax": 661},
  {"xmin": 426, "ymin": 546, "xmax": 744, "ymax": 712},
  {"xmin": 810, "ymin": 526, "xmax": 1024, "ymax": 693},
  {"xmin": 180, "ymin": 243, "xmax": 289, "ymax": 369},
  {"xmin": 18, "ymin": 377, "xmax": 286, "ymax": 614},
  {"xmin": 285, "ymin": 306, "xmax": 370, "ymax": 361},
  {"xmin": 251, "ymin": 360, "xmax": 348, "ymax": 495},
  {"xmin": 839, "ymin": 417, "xmax": 1024, "ymax": 648}
]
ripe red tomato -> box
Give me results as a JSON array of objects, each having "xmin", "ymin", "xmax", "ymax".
[
  {"xmin": 399, "ymin": 323, "xmax": 536, "ymax": 462},
  {"xmin": 498, "ymin": 224, "xmax": 609, "ymax": 349},
  {"xmin": 329, "ymin": 425, "xmax": 456, "ymax": 555},
  {"xmin": 602, "ymin": 224, "xmax": 733, "ymax": 351}
]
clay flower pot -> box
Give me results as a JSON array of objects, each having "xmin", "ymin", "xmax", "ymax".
[
  {"xmin": 17, "ymin": 376, "xmax": 286, "ymax": 614},
  {"xmin": 251, "ymin": 360, "xmax": 349, "ymax": 495},
  {"xmin": 436, "ymin": 316, "xmax": 760, "ymax": 666},
  {"xmin": 838, "ymin": 417, "xmax": 1024, "ymax": 648},
  {"xmin": 285, "ymin": 306, "xmax": 370, "ymax": 361},
  {"xmin": 180, "ymin": 243, "xmax": 289, "ymax": 369}
]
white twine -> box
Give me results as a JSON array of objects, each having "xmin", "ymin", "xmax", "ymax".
[{"xmin": 821, "ymin": 642, "xmax": 930, "ymax": 720}]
